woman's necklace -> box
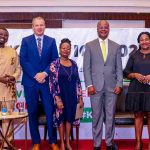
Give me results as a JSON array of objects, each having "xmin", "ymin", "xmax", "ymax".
[
  {"xmin": 143, "ymin": 54, "xmax": 146, "ymax": 59},
  {"xmin": 61, "ymin": 64, "xmax": 72, "ymax": 81},
  {"xmin": 140, "ymin": 50, "xmax": 150, "ymax": 59}
]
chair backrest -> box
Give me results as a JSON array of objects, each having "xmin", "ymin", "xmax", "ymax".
[
  {"xmin": 115, "ymin": 86, "xmax": 135, "ymax": 125},
  {"xmin": 116, "ymin": 86, "xmax": 128, "ymax": 113},
  {"xmin": 38, "ymin": 101, "xmax": 48, "ymax": 141}
]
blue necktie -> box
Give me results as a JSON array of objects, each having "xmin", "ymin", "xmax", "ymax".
[{"xmin": 37, "ymin": 37, "xmax": 42, "ymax": 56}]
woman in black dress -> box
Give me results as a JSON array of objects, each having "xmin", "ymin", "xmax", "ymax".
[{"xmin": 124, "ymin": 32, "xmax": 150, "ymax": 150}]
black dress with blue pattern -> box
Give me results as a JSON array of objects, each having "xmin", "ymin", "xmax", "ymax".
[{"xmin": 57, "ymin": 63, "xmax": 78, "ymax": 124}]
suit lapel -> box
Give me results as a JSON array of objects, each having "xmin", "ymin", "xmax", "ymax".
[
  {"xmin": 95, "ymin": 38, "xmax": 105, "ymax": 64},
  {"xmin": 106, "ymin": 39, "xmax": 112, "ymax": 64},
  {"xmin": 31, "ymin": 35, "xmax": 41, "ymax": 60},
  {"xmin": 41, "ymin": 35, "xmax": 48, "ymax": 60}
]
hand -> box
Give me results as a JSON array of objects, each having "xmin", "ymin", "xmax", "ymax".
[
  {"xmin": 79, "ymin": 96, "xmax": 84, "ymax": 108},
  {"xmin": 144, "ymin": 75, "xmax": 150, "ymax": 84},
  {"xmin": 113, "ymin": 86, "xmax": 122, "ymax": 95},
  {"xmin": 55, "ymin": 96, "xmax": 64, "ymax": 109},
  {"xmin": 134, "ymin": 73, "xmax": 145, "ymax": 83},
  {"xmin": 34, "ymin": 72, "xmax": 46, "ymax": 83},
  {"xmin": 4, "ymin": 75, "xmax": 15, "ymax": 83},
  {"xmin": 87, "ymin": 86, "xmax": 96, "ymax": 96},
  {"xmin": 56, "ymin": 100, "xmax": 64, "ymax": 109},
  {"xmin": 0, "ymin": 76, "xmax": 9, "ymax": 84}
]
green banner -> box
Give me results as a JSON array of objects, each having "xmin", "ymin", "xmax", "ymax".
[{"xmin": 81, "ymin": 107, "xmax": 92, "ymax": 123}]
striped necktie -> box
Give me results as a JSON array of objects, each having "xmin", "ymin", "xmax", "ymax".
[
  {"xmin": 101, "ymin": 40, "xmax": 107, "ymax": 62},
  {"xmin": 37, "ymin": 37, "xmax": 42, "ymax": 56}
]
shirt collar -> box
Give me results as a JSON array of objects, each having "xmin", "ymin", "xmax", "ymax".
[
  {"xmin": 98, "ymin": 37, "xmax": 108, "ymax": 43},
  {"xmin": 34, "ymin": 34, "xmax": 44, "ymax": 41}
]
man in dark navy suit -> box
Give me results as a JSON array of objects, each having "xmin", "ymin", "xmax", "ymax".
[{"xmin": 20, "ymin": 16, "xmax": 59, "ymax": 150}]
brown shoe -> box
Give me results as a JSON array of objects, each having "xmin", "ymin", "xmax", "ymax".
[
  {"xmin": 32, "ymin": 144, "xmax": 40, "ymax": 150},
  {"xmin": 51, "ymin": 143, "xmax": 60, "ymax": 150}
]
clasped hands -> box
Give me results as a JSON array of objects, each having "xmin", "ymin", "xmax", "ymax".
[
  {"xmin": 134, "ymin": 73, "xmax": 150, "ymax": 84},
  {"xmin": 34, "ymin": 72, "xmax": 46, "ymax": 83},
  {"xmin": 0, "ymin": 74, "xmax": 15, "ymax": 85}
]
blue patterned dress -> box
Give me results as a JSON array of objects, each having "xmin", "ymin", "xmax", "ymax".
[{"xmin": 49, "ymin": 58, "xmax": 82, "ymax": 127}]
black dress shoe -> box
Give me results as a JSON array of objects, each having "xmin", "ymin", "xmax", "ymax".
[
  {"xmin": 107, "ymin": 143, "xmax": 118, "ymax": 150},
  {"xmin": 93, "ymin": 147, "xmax": 101, "ymax": 150},
  {"xmin": 3, "ymin": 147, "xmax": 9, "ymax": 150}
]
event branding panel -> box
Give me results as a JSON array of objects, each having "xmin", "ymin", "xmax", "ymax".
[{"xmin": 7, "ymin": 28, "xmax": 149, "ymax": 139}]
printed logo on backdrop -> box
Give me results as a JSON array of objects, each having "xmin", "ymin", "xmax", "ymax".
[
  {"xmin": 74, "ymin": 44, "xmax": 138, "ymax": 58},
  {"xmin": 15, "ymin": 80, "xmax": 26, "ymax": 111},
  {"xmin": 81, "ymin": 108, "xmax": 92, "ymax": 123}
]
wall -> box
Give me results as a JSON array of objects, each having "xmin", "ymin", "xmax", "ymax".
[
  {"xmin": 63, "ymin": 20, "xmax": 145, "ymax": 28},
  {"xmin": 0, "ymin": 0, "xmax": 150, "ymax": 13}
]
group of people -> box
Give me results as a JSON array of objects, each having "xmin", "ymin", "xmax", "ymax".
[
  {"xmin": 0, "ymin": 16, "xmax": 83, "ymax": 150},
  {"xmin": 0, "ymin": 16, "xmax": 150, "ymax": 150}
]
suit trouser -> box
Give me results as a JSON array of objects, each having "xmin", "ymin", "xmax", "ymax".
[
  {"xmin": 24, "ymin": 83, "xmax": 57, "ymax": 144},
  {"xmin": 90, "ymin": 90, "xmax": 117, "ymax": 147}
]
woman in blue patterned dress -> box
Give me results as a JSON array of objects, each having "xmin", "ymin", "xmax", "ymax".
[{"xmin": 49, "ymin": 38, "xmax": 84, "ymax": 150}]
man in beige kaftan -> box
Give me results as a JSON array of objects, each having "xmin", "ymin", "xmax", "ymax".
[{"xmin": 0, "ymin": 27, "xmax": 21, "ymax": 147}]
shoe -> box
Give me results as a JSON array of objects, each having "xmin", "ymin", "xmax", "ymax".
[
  {"xmin": 93, "ymin": 147, "xmax": 101, "ymax": 150},
  {"xmin": 2, "ymin": 147, "xmax": 9, "ymax": 150},
  {"xmin": 32, "ymin": 144, "xmax": 40, "ymax": 150},
  {"xmin": 147, "ymin": 143, "xmax": 150, "ymax": 150},
  {"xmin": 60, "ymin": 142, "xmax": 65, "ymax": 150},
  {"xmin": 148, "ymin": 142, "xmax": 150, "ymax": 150},
  {"xmin": 51, "ymin": 143, "xmax": 60, "ymax": 150},
  {"xmin": 134, "ymin": 142, "xmax": 142, "ymax": 150},
  {"xmin": 65, "ymin": 143, "xmax": 72, "ymax": 150},
  {"xmin": 107, "ymin": 143, "xmax": 118, "ymax": 150}
]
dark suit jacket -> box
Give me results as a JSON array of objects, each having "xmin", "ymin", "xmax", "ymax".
[{"xmin": 20, "ymin": 34, "xmax": 58, "ymax": 87}]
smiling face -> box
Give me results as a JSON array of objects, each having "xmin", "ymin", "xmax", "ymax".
[
  {"xmin": 32, "ymin": 17, "xmax": 45, "ymax": 36},
  {"xmin": 97, "ymin": 20, "xmax": 110, "ymax": 40},
  {"xmin": 0, "ymin": 29, "xmax": 9, "ymax": 46},
  {"xmin": 59, "ymin": 42, "xmax": 71, "ymax": 59},
  {"xmin": 139, "ymin": 33, "xmax": 150, "ymax": 51}
]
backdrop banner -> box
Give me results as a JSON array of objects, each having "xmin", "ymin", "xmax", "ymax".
[{"xmin": 7, "ymin": 28, "xmax": 149, "ymax": 139}]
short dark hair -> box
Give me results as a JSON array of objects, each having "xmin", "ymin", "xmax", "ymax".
[
  {"xmin": 137, "ymin": 31, "xmax": 150, "ymax": 43},
  {"xmin": 59, "ymin": 38, "xmax": 71, "ymax": 48},
  {"xmin": 0, "ymin": 27, "xmax": 8, "ymax": 33}
]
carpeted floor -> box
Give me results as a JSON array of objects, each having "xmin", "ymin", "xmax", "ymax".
[{"xmin": 10, "ymin": 139, "xmax": 149, "ymax": 150}]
